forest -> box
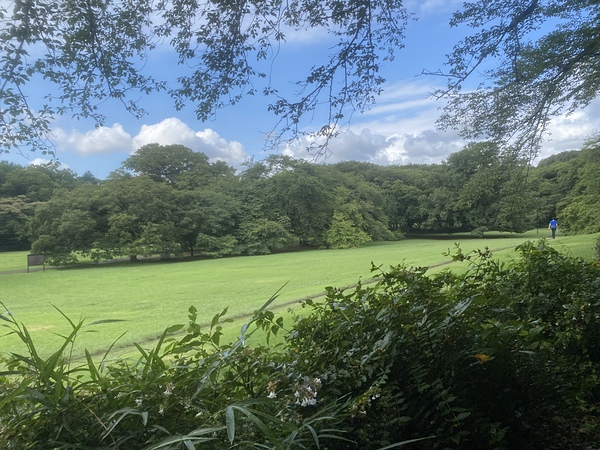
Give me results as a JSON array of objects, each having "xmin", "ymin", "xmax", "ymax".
[{"xmin": 1, "ymin": 137, "xmax": 599, "ymax": 263}]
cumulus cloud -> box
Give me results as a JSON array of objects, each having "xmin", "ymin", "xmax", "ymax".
[
  {"xmin": 282, "ymin": 75, "xmax": 600, "ymax": 167},
  {"xmin": 52, "ymin": 118, "xmax": 249, "ymax": 167},
  {"xmin": 132, "ymin": 117, "xmax": 198, "ymax": 150},
  {"xmin": 28, "ymin": 157, "xmax": 53, "ymax": 166},
  {"xmin": 283, "ymin": 127, "xmax": 463, "ymax": 165},
  {"xmin": 536, "ymin": 98, "xmax": 600, "ymax": 162},
  {"xmin": 54, "ymin": 124, "xmax": 133, "ymax": 154},
  {"xmin": 132, "ymin": 118, "xmax": 248, "ymax": 166},
  {"xmin": 27, "ymin": 158, "xmax": 71, "ymax": 171},
  {"xmin": 280, "ymin": 78, "xmax": 465, "ymax": 165}
]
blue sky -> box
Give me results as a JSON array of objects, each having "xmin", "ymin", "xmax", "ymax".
[{"xmin": 3, "ymin": 0, "xmax": 600, "ymax": 178}]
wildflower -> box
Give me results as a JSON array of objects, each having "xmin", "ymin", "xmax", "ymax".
[
  {"xmin": 474, "ymin": 353, "xmax": 492, "ymax": 363},
  {"xmin": 301, "ymin": 397, "xmax": 317, "ymax": 407},
  {"xmin": 135, "ymin": 398, "xmax": 143, "ymax": 408},
  {"xmin": 293, "ymin": 376, "xmax": 322, "ymax": 407},
  {"xmin": 163, "ymin": 382, "xmax": 174, "ymax": 396},
  {"xmin": 267, "ymin": 380, "xmax": 278, "ymax": 399}
]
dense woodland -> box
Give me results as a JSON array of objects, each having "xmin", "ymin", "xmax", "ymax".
[{"xmin": 1, "ymin": 136, "xmax": 599, "ymax": 262}]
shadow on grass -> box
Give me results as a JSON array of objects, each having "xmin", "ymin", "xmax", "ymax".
[{"xmin": 406, "ymin": 231, "xmax": 546, "ymax": 240}]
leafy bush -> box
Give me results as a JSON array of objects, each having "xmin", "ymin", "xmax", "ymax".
[
  {"xmin": 286, "ymin": 241, "xmax": 600, "ymax": 449},
  {"xmin": 0, "ymin": 301, "xmax": 352, "ymax": 449},
  {"xmin": 1, "ymin": 240, "xmax": 599, "ymax": 449}
]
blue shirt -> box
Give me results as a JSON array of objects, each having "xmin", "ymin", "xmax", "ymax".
[{"xmin": 549, "ymin": 219, "xmax": 558, "ymax": 229}]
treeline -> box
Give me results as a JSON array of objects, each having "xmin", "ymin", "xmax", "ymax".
[{"xmin": 0, "ymin": 137, "xmax": 599, "ymax": 262}]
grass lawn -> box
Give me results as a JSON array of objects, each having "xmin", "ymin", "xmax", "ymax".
[{"xmin": 1, "ymin": 230, "xmax": 597, "ymax": 359}]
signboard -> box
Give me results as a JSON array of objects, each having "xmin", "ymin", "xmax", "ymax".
[{"xmin": 27, "ymin": 254, "xmax": 45, "ymax": 272}]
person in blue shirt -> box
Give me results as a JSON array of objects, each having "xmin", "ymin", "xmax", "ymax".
[{"xmin": 548, "ymin": 218, "xmax": 558, "ymax": 239}]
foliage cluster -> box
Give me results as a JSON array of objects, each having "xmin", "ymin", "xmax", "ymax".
[
  {"xmin": 1, "ymin": 240, "xmax": 600, "ymax": 449},
  {"xmin": 5, "ymin": 137, "xmax": 599, "ymax": 260},
  {"xmin": 436, "ymin": 1, "xmax": 600, "ymax": 158}
]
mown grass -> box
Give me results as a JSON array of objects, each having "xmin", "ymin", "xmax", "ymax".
[{"xmin": 1, "ymin": 230, "xmax": 597, "ymax": 359}]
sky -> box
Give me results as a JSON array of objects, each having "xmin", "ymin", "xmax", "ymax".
[{"xmin": 2, "ymin": 0, "xmax": 600, "ymax": 179}]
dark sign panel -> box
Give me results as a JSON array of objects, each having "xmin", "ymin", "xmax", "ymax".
[{"xmin": 27, "ymin": 254, "xmax": 45, "ymax": 272}]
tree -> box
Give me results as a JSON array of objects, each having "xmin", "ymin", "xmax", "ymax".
[
  {"xmin": 434, "ymin": 1, "xmax": 600, "ymax": 160},
  {"xmin": 265, "ymin": 168, "xmax": 334, "ymax": 246},
  {"xmin": 176, "ymin": 189, "xmax": 242, "ymax": 257},
  {"xmin": 27, "ymin": 175, "xmax": 185, "ymax": 263},
  {"xmin": 0, "ymin": 196, "xmax": 38, "ymax": 250},
  {"xmin": 99, "ymin": 176, "xmax": 183, "ymax": 260},
  {"xmin": 1, "ymin": 166, "xmax": 56, "ymax": 202},
  {"xmin": 236, "ymin": 217, "xmax": 295, "ymax": 255},
  {"xmin": 28, "ymin": 185, "xmax": 105, "ymax": 264},
  {"xmin": 529, "ymin": 150, "xmax": 584, "ymax": 227},
  {"xmin": 123, "ymin": 144, "xmax": 212, "ymax": 185},
  {"xmin": 557, "ymin": 136, "xmax": 600, "ymax": 233},
  {"xmin": 0, "ymin": 0, "xmax": 408, "ymax": 155},
  {"xmin": 323, "ymin": 211, "xmax": 371, "ymax": 249},
  {"xmin": 444, "ymin": 142, "xmax": 535, "ymax": 233}
]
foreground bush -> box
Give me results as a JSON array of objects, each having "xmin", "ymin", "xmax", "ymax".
[{"xmin": 1, "ymin": 240, "xmax": 600, "ymax": 449}]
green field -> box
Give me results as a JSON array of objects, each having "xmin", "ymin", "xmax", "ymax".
[{"xmin": 1, "ymin": 230, "xmax": 597, "ymax": 358}]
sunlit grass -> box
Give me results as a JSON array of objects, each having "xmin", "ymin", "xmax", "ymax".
[{"xmin": 1, "ymin": 230, "xmax": 597, "ymax": 359}]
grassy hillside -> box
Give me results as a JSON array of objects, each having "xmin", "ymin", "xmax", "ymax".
[{"xmin": 1, "ymin": 231, "xmax": 597, "ymax": 358}]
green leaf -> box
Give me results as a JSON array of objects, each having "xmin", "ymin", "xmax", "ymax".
[
  {"xmin": 85, "ymin": 349, "xmax": 101, "ymax": 382},
  {"xmin": 376, "ymin": 436, "xmax": 437, "ymax": 449},
  {"xmin": 455, "ymin": 411, "xmax": 471, "ymax": 421},
  {"xmin": 165, "ymin": 324, "xmax": 185, "ymax": 334}
]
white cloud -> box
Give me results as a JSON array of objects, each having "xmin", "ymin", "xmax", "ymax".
[
  {"xmin": 28, "ymin": 157, "xmax": 53, "ymax": 167},
  {"xmin": 537, "ymin": 98, "xmax": 600, "ymax": 162},
  {"xmin": 194, "ymin": 128, "xmax": 248, "ymax": 164},
  {"xmin": 279, "ymin": 77, "xmax": 463, "ymax": 164},
  {"xmin": 132, "ymin": 118, "xmax": 249, "ymax": 166},
  {"xmin": 282, "ymin": 75, "xmax": 600, "ymax": 167},
  {"xmin": 52, "ymin": 117, "xmax": 249, "ymax": 168},
  {"xmin": 54, "ymin": 124, "xmax": 133, "ymax": 154},
  {"xmin": 28, "ymin": 157, "xmax": 52, "ymax": 166},
  {"xmin": 28, "ymin": 158, "xmax": 70, "ymax": 170},
  {"xmin": 283, "ymin": 127, "xmax": 463, "ymax": 165},
  {"xmin": 133, "ymin": 117, "xmax": 198, "ymax": 150}
]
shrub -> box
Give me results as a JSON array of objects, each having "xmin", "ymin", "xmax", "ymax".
[
  {"xmin": 0, "ymin": 301, "xmax": 351, "ymax": 449},
  {"xmin": 286, "ymin": 241, "xmax": 600, "ymax": 449}
]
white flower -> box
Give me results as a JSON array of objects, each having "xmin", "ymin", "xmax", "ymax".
[
  {"xmin": 267, "ymin": 391, "xmax": 277, "ymax": 399},
  {"xmin": 301, "ymin": 397, "xmax": 317, "ymax": 407}
]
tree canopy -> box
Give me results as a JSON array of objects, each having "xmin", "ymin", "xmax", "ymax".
[
  {"xmin": 434, "ymin": 0, "xmax": 600, "ymax": 159},
  {"xmin": 1, "ymin": 1, "xmax": 598, "ymax": 158},
  {"xmin": 3, "ymin": 139, "xmax": 598, "ymax": 259}
]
